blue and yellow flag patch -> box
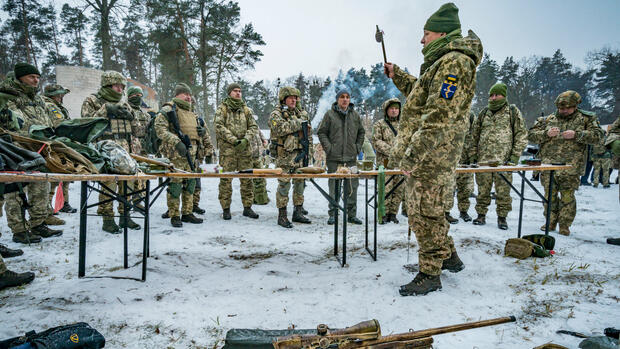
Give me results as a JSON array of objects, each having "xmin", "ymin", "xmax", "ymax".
[{"xmin": 440, "ymin": 74, "xmax": 458, "ymax": 99}]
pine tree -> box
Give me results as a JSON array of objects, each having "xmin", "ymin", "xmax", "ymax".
[{"xmin": 60, "ymin": 4, "xmax": 90, "ymax": 67}]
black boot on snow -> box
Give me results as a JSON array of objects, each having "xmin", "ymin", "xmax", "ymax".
[
  {"xmin": 278, "ymin": 208, "xmax": 293, "ymax": 228},
  {"xmin": 182, "ymin": 213, "xmax": 203, "ymax": 224},
  {"xmin": 441, "ymin": 251, "xmax": 465, "ymax": 273},
  {"xmin": 399, "ymin": 272, "xmax": 442, "ymax": 296},
  {"xmin": 243, "ymin": 207, "xmax": 259, "ymax": 219},
  {"xmin": 292, "ymin": 205, "xmax": 311, "ymax": 224}
]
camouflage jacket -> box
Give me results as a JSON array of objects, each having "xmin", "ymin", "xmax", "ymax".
[
  {"xmin": 214, "ymin": 102, "xmax": 258, "ymax": 157},
  {"xmin": 390, "ymin": 31, "xmax": 482, "ymax": 185},
  {"xmin": 198, "ymin": 123, "xmax": 214, "ymax": 161},
  {"xmin": 0, "ymin": 77, "xmax": 54, "ymax": 136},
  {"xmin": 591, "ymin": 136, "xmax": 611, "ymax": 159},
  {"xmin": 528, "ymin": 110, "xmax": 603, "ymax": 177},
  {"xmin": 249, "ymin": 128, "xmax": 266, "ymax": 159},
  {"xmin": 459, "ymin": 111, "xmax": 476, "ymax": 163},
  {"xmin": 372, "ymin": 117, "xmax": 399, "ymax": 168},
  {"xmin": 129, "ymin": 105, "xmax": 152, "ymax": 155},
  {"xmin": 269, "ymin": 105, "xmax": 309, "ymax": 159},
  {"xmin": 154, "ymin": 101, "xmax": 200, "ymax": 160},
  {"xmin": 605, "ymin": 116, "xmax": 620, "ymax": 148},
  {"xmin": 42, "ymin": 96, "xmax": 70, "ymax": 128},
  {"xmin": 471, "ymin": 103, "xmax": 528, "ymax": 164}
]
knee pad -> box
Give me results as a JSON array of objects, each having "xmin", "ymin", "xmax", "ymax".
[
  {"xmin": 185, "ymin": 179, "xmax": 197, "ymax": 194},
  {"xmin": 168, "ymin": 182, "xmax": 182, "ymax": 198}
]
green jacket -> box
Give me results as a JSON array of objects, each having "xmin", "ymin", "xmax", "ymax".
[{"xmin": 317, "ymin": 102, "xmax": 365, "ymax": 162}]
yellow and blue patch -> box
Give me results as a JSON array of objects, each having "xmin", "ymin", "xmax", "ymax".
[{"xmin": 440, "ymin": 74, "xmax": 458, "ymax": 99}]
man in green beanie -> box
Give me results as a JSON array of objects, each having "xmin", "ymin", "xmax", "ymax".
[
  {"xmin": 215, "ymin": 83, "xmax": 259, "ymax": 220},
  {"xmin": 0, "ymin": 62, "xmax": 64, "ymax": 243},
  {"xmin": 529, "ymin": 90, "xmax": 603, "ymax": 236},
  {"xmin": 155, "ymin": 83, "xmax": 204, "ymax": 227},
  {"xmin": 43, "ymin": 84, "xmax": 77, "ymax": 214},
  {"xmin": 81, "ymin": 70, "xmax": 142, "ymax": 233},
  {"xmin": 383, "ymin": 2, "xmax": 483, "ymax": 295},
  {"xmin": 470, "ymin": 82, "xmax": 527, "ymax": 230}
]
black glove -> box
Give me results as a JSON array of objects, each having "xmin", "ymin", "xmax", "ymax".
[
  {"xmin": 205, "ymin": 155, "xmax": 213, "ymax": 164},
  {"xmin": 197, "ymin": 125, "xmax": 206, "ymax": 137},
  {"xmin": 175, "ymin": 141, "xmax": 188, "ymax": 156},
  {"xmin": 105, "ymin": 103, "xmax": 121, "ymax": 118}
]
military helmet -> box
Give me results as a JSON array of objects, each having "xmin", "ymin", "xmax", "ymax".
[
  {"xmin": 555, "ymin": 90, "xmax": 581, "ymax": 108},
  {"xmin": 100, "ymin": 70, "xmax": 127, "ymax": 87},
  {"xmin": 278, "ymin": 86, "xmax": 299, "ymax": 103},
  {"xmin": 44, "ymin": 84, "xmax": 70, "ymax": 97},
  {"xmin": 382, "ymin": 97, "xmax": 401, "ymax": 117}
]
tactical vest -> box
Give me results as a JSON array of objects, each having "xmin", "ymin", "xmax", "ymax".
[
  {"xmin": 175, "ymin": 106, "xmax": 199, "ymax": 141},
  {"xmin": 273, "ymin": 107, "xmax": 303, "ymax": 157},
  {"xmin": 90, "ymin": 94, "xmax": 133, "ymax": 138}
]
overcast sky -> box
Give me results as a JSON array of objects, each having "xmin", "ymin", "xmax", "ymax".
[{"xmin": 237, "ymin": 0, "xmax": 620, "ymax": 81}]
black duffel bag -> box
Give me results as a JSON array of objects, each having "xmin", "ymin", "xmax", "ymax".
[{"xmin": 0, "ymin": 322, "xmax": 105, "ymax": 349}]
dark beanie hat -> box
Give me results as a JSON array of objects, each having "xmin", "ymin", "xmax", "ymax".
[
  {"xmin": 226, "ymin": 83, "xmax": 241, "ymax": 96},
  {"xmin": 336, "ymin": 88, "xmax": 351, "ymax": 100},
  {"xmin": 489, "ymin": 83, "xmax": 507, "ymax": 97},
  {"xmin": 424, "ymin": 3, "xmax": 461, "ymax": 33},
  {"xmin": 14, "ymin": 62, "xmax": 41, "ymax": 79},
  {"xmin": 173, "ymin": 83, "xmax": 192, "ymax": 97}
]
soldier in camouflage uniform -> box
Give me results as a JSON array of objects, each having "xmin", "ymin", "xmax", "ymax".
[
  {"xmin": 43, "ymin": 84, "xmax": 77, "ymax": 214},
  {"xmin": 528, "ymin": 90, "xmax": 603, "ymax": 236},
  {"xmin": 214, "ymin": 83, "xmax": 259, "ymax": 220},
  {"xmin": 372, "ymin": 98, "xmax": 405, "ymax": 224},
  {"xmin": 269, "ymin": 86, "xmax": 312, "ymax": 228},
  {"xmin": 591, "ymin": 131, "xmax": 612, "ymax": 188},
  {"xmin": 250, "ymin": 120, "xmax": 270, "ymax": 205},
  {"xmin": 470, "ymin": 83, "xmax": 528, "ymax": 230},
  {"xmin": 126, "ymin": 86, "xmax": 151, "ymax": 210},
  {"xmin": 191, "ymin": 102, "xmax": 214, "ymax": 215},
  {"xmin": 0, "ymin": 63, "xmax": 64, "ymax": 243},
  {"xmin": 81, "ymin": 70, "xmax": 142, "ymax": 233},
  {"xmin": 154, "ymin": 83, "xmax": 204, "ymax": 227},
  {"xmin": 384, "ymin": 3, "xmax": 482, "ymax": 295}
]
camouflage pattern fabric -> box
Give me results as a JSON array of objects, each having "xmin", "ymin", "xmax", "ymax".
[
  {"xmin": 454, "ymin": 172, "xmax": 473, "ymax": 212},
  {"xmin": 252, "ymin": 157, "xmax": 269, "ymax": 205},
  {"xmin": 270, "ymin": 105, "xmax": 309, "ymax": 209},
  {"xmin": 529, "ymin": 108, "xmax": 603, "ymax": 227},
  {"xmin": 471, "ymin": 104, "xmax": 528, "ymax": 164},
  {"xmin": 605, "ymin": 116, "xmax": 620, "ymax": 147},
  {"xmin": 43, "ymin": 96, "xmax": 70, "ymax": 128},
  {"xmin": 327, "ymin": 160, "xmax": 359, "ymax": 217},
  {"xmin": 167, "ymin": 145, "xmax": 198, "ymax": 216},
  {"xmin": 5, "ymin": 182, "xmax": 49, "ymax": 233},
  {"xmin": 475, "ymin": 172, "xmax": 512, "ymax": 217},
  {"xmin": 96, "ymin": 138, "xmax": 134, "ymax": 217},
  {"xmin": 385, "ymin": 174, "xmax": 406, "ymax": 215},
  {"xmin": 218, "ymin": 154, "xmax": 254, "ymax": 208},
  {"xmin": 130, "ymin": 105, "xmax": 151, "ymax": 155},
  {"xmin": 390, "ymin": 31, "xmax": 482, "ymax": 276},
  {"xmin": 592, "ymin": 158, "xmax": 611, "ymax": 186}
]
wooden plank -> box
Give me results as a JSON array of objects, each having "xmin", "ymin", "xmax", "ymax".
[{"xmin": 0, "ymin": 172, "xmax": 158, "ymax": 183}]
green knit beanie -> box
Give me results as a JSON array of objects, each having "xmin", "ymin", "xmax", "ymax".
[
  {"xmin": 14, "ymin": 62, "xmax": 40, "ymax": 79},
  {"xmin": 424, "ymin": 3, "xmax": 460, "ymax": 33},
  {"xmin": 127, "ymin": 86, "xmax": 143, "ymax": 97},
  {"xmin": 173, "ymin": 83, "xmax": 192, "ymax": 97},
  {"xmin": 226, "ymin": 83, "xmax": 242, "ymax": 96},
  {"xmin": 489, "ymin": 83, "xmax": 507, "ymax": 97}
]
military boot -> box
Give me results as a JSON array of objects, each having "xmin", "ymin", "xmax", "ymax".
[
  {"xmin": 607, "ymin": 238, "xmax": 620, "ymax": 246},
  {"xmin": 119, "ymin": 217, "xmax": 141, "ymax": 230},
  {"xmin": 445, "ymin": 212, "xmax": 458, "ymax": 224},
  {"xmin": 102, "ymin": 217, "xmax": 120, "ymax": 234},
  {"xmin": 399, "ymin": 272, "xmax": 442, "ymax": 296},
  {"xmin": 171, "ymin": 216, "xmax": 183, "ymax": 228},
  {"xmin": 0, "ymin": 244, "xmax": 24, "ymax": 258},
  {"xmin": 441, "ymin": 251, "xmax": 465, "ymax": 273},
  {"xmin": 243, "ymin": 206, "xmax": 259, "ymax": 219},
  {"xmin": 161, "ymin": 211, "xmax": 170, "ymax": 219},
  {"xmin": 385, "ymin": 213, "xmax": 399, "ymax": 224},
  {"xmin": 192, "ymin": 205, "xmax": 206, "ymax": 214},
  {"xmin": 497, "ymin": 217, "xmax": 508, "ymax": 230},
  {"xmin": 300, "ymin": 206, "xmax": 309, "ymax": 215},
  {"xmin": 222, "ymin": 208, "xmax": 232, "ymax": 220},
  {"xmin": 59, "ymin": 202, "xmax": 77, "ymax": 213},
  {"xmin": 540, "ymin": 216, "xmax": 557, "ymax": 232},
  {"xmin": 327, "ymin": 215, "xmax": 335, "ymax": 225},
  {"xmin": 182, "ymin": 213, "xmax": 203, "ymax": 224},
  {"xmin": 472, "ymin": 214, "xmax": 486, "ymax": 225},
  {"xmin": 459, "ymin": 211, "xmax": 472, "ymax": 222},
  {"xmin": 278, "ymin": 208, "xmax": 293, "ymax": 228},
  {"xmin": 31, "ymin": 224, "xmax": 63, "ymax": 238},
  {"xmin": 12, "ymin": 231, "xmax": 42, "ymax": 244},
  {"xmin": 0, "ymin": 269, "xmax": 35, "ymax": 291},
  {"xmin": 559, "ymin": 225, "xmax": 571, "ymax": 236},
  {"xmin": 44, "ymin": 215, "xmax": 65, "ymax": 226},
  {"xmin": 292, "ymin": 205, "xmax": 311, "ymax": 224}
]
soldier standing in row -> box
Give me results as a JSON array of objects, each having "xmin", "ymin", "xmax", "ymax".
[
  {"xmin": 0, "ymin": 63, "xmax": 63, "ymax": 243},
  {"xmin": 215, "ymin": 83, "xmax": 259, "ymax": 220},
  {"xmin": 470, "ymin": 83, "xmax": 528, "ymax": 230},
  {"xmin": 127, "ymin": 86, "xmax": 151, "ymax": 210},
  {"xmin": 154, "ymin": 83, "xmax": 204, "ymax": 227},
  {"xmin": 43, "ymin": 84, "xmax": 77, "ymax": 214},
  {"xmin": 81, "ymin": 70, "xmax": 141, "ymax": 233},
  {"xmin": 528, "ymin": 91, "xmax": 603, "ymax": 236},
  {"xmin": 192, "ymin": 104, "xmax": 214, "ymax": 215},
  {"xmin": 372, "ymin": 98, "xmax": 405, "ymax": 224},
  {"xmin": 591, "ymin": 130, "xmax": 612, "ymax": 188},
  {"xmin": 269, "ymin": 86, "xmax": 312, "ymax": 228},
  {"xmin": 384, "ymin": 2, "xmax": 482, "ymax": 295},
  {"xmin": 250, "ymin": 120, "xmax": 270, "ymax": 206}
]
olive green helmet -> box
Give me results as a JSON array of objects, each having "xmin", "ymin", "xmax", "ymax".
[
  {"xmin": 555, "ymin": 90, "xmax": 582, "ymax": 108},
  {"xmin": 278, "ymin": 86, "xmax": 299, "ymax": 104},
  {"xmin": 44, "ymin": 84, "xmax": 70, "ymax": 97},
  {"xmin": 100, "ymin": 70, "xmax": 127, "ymax": 87}
]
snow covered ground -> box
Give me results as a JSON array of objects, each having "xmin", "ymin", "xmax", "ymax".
[{"xmin": 1, "ymin": 170, "xmax": 619, "ymax": 348}]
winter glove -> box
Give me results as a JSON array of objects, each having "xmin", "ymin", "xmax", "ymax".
[
  {"xmin": 204, "ymin": 155, "xmax": 213, "ymax": 164},
  {"xmin": 175, "ymin": 141, "xmax": 188, "ymax": 157},
  {"xmin": 197, "ymin": 125, "xmax": 206, "ymax": 137},
  {"xmin": 235, "ymin": 138, "xmax": 248, "ymax": 151},
  {"xmin": 470, "ymin": 155, "xmax": 478, "ymax": 164},
  {"xmin": 610, "ymin": 140, "xmax": 620, "ymax": 156}
]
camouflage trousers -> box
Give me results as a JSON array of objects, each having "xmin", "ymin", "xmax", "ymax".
[
  {"xmin": 444, "ymin": 173, "xmax": 474, "ymax": 213},
  {"xmin": 253, "ymin": 158, "xmax": 269, "ymax": 205},
  {"xmin": 49, "ymin": 181, "xmax": 70, "ymax": 209},
  {"xmin": 406, "ymin": 177, "xmax": 456, "ymax": 276},
  {"xmin": 218, "ymin": 154, "xmax": 254, "ymax": 209},
  {"xmin": 97, "ymin": 139, "xmax": 132, "ymax": 217},
  {"xmin": 592, "ymin": 158, "xmax": 611, "ymax": 186},
  {"xmin": 276, "ymin": 153, "xmax": 304, "ymax": 209},
  {"xmin": 167, "ymin": 148, "xmax": 198, "ymax": 217},
  {"xmin": 193, "ymin": 178, "xmax": 202, "ymax": 208},
  {"xmin": 475, "ymin": 172, "xmax": 513, "ymax": 217},
  {"xmin": 541, "ymin": 172, "xmax": 577, "ymax": 227},
  {"xmin": 0, "ymin": 256, "xmax": 5, "ymax": 274},
  {"xmin": 5, "ymin": 182, "xmax": 49, "ymax": 233},
  {"xmin": 327, "ymin": 160, "xmax": 359, "ymax": 217},
  {"xmin": 385, "ymin": 175, "xmax": 405, "ymax": 215}
]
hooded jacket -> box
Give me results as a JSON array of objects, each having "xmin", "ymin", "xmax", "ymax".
[{"xmin": 317, "ymin": 102, "xmax": 365, "ymax": 163}]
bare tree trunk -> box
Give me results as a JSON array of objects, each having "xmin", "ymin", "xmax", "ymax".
[
  {"xmin": 19, "ymin": 0, "xmax": 34, "ymax": 65},
  {"xmin": 174, "ymin": 0, "xmax": 193, "ymax": 83}
]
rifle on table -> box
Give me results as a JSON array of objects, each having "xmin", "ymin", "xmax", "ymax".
[
  {"xmin": 238, "ymin": 168, "xmax": 283, "ymax": 175},
  {"xmin": 166, "ymin": 104, "xmax": 195, "ymax": 172},
  {"xmin": 130, "ymin": 153, "xmax": 190, "ymax": 173},
  {"xmin": 294, "ymin": 121, "xmax": 310, "ymax": 167},
  {"xmin": 223, "ymin": 316, "xmax": 516, "ymax": 349}
]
